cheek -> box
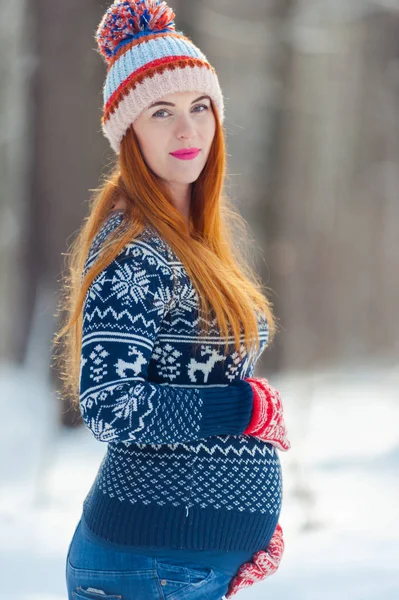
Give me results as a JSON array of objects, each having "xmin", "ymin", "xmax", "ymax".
[
  {"xmin": 204, "ymin": 115, "xmax": 216, "ymax": 144},
  {"xmin": 134, "ymin": 122, "xmax": 164, "ymax": 154},
  {"xmin": 138, "ymin": 131, "xmax": 167, "ymax": 168},
  {"xmin": 199, "ymin": 124, "xmax": 215, "ymax": 155}
]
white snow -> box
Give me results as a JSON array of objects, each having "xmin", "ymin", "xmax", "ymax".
[{"xmin": 0, "ymin": 361, "xmax": 398, "ymax": 599}]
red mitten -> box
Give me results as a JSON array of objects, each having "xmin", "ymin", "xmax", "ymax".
[
  {"xmin": 225, "ymin": 523, "xmax": 285, "ymax": 598},
  {"xmin": 243, "ymin": 377, "xmax": 291, "ymax": 451}
]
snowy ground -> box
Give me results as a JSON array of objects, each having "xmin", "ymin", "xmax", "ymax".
[{"xmin": 0, "ymin": 360, "xmax": 398, "ymax": 600}]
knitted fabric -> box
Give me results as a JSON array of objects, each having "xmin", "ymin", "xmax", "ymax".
[
  {"xmin": 95, "ymin": 1, "xmax": 225, "ymax": 154},
  {"xmin": 225, "ymin": 523, "xmax": 285, "ymax": 597},
  {"xmin": 80, "ymin": 211, "xmax": 283, "ymax": 552}
]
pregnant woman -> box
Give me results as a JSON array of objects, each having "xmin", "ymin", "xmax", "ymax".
[{"xmin": 54, "ymin": 2, "xmax": 291, "ymax": 598}]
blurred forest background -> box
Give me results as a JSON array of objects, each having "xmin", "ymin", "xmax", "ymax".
[
  {"xmin": 0, "ymin": 1, "xmax": 398, "ymax": 598},
  {"xmin": 2, "ymin": 0, "xmax": 398, "ymax": 421}
]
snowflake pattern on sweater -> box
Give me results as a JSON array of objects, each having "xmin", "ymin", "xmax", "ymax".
[{"xmin": 80, "ymin": 211, "xmax": 283, "ymax": 552}]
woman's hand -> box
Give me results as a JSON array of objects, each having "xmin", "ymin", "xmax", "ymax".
[
  {"xmin": 243, "ymin": 377, "xmax": 291, "ymax": 451},
  {"xmin": 225, "ymin": 522, "xmax": 285, "ymax": 598}
]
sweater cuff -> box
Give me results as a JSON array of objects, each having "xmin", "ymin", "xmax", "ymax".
[{"xmin": 198, "ymin": 379, "xmax": 254, "ymax": 437}]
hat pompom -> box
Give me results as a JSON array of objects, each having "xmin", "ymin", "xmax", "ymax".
[{"xmin": 96, "ymin": 0, "xmax": 176, "ymax": 62}]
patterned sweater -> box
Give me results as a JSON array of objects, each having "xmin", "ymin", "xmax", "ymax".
[{"xmin": 80, "ymin": 211, "xmax": 283, "ymax": 553}]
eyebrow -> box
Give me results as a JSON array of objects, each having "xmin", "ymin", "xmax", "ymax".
[{"xmin": 147, "ymin": 95, "xmax": 211, "ymax": 109}]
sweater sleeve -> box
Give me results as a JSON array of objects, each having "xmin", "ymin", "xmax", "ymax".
[{"xmin": 79, "ymin": 240, "xmax": 254, "ymax": 444}]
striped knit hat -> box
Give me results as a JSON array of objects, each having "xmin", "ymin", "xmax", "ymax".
[{"xmin": 95, "ymin": 0, "xmax": 225, "ymax": 154}]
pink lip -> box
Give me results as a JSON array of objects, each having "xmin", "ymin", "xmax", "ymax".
[{"xmin": 170, "ymin": 148, "xmax": 200, "ymax": 160}]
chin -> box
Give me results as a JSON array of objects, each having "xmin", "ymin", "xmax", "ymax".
[{"xmin": 169, "ymin": 174, "xmax": 202, "ymax": 184}]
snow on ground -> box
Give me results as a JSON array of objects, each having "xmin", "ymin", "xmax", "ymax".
[{"xmin": 0, "ymin": 360, "xmax": 398, "ymax": 600}]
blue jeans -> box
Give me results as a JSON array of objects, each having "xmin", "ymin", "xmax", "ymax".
[{"xmin": 66, "ymin": 518, "xmax": 233, "ymax": 599}]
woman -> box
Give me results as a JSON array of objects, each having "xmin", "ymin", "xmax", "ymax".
[{"xmin": 54, "ymin": 2, "xmax": 291, "ymax": 599}]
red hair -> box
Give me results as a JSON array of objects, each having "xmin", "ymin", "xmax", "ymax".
[{"xmin": 53, "ymin": 101, "xmax": 278, "ymax": 409}]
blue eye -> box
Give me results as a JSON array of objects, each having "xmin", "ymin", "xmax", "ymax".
[
  {"xmin": 152, "ymin": 109, "xmax": 170, "ymax": 118},
  {"xmin": 152, "ymin": 104, "xmax": 210, "ymax": 118},
  {"xmin": 193, "ymin": 104, "xmax": 209, "ymax": 113}
]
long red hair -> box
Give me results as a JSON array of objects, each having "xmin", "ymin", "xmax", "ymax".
[{"xmin": 53, "ymin": 101, "xmax": 278, "ymax": 409}]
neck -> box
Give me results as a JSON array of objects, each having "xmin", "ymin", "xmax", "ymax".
[{"xmin": 166, "ymin": 182, "xmax": 191, "ymax": 228}]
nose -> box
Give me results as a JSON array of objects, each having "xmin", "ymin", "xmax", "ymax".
[{"xmin": 175, "ymin": 113, "xmax": 196, "ymax": 141}]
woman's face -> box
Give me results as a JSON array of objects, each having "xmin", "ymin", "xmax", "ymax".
[{"xmin": 132, "ymin": 90, "xmax": 216, "ymax": 187}]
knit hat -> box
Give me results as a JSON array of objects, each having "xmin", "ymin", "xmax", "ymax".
[{"xmin": 95, "ymin": 0, "xmax": 225, "ymax": 154}]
